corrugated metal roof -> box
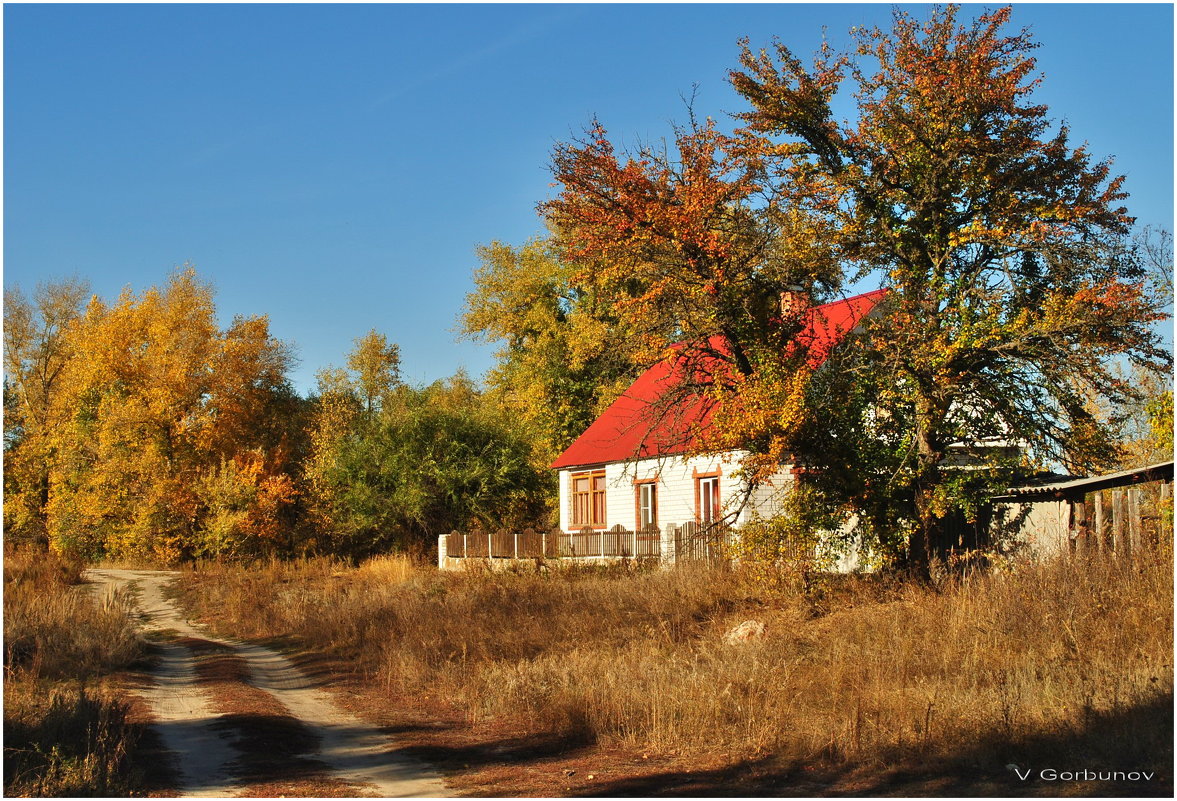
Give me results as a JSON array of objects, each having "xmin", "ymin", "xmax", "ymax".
[{"xmin": 994, "ymin": 461, "xmax": 1174, "ymax": 501}]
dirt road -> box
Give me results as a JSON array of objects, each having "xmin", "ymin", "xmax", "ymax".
[{"xmin": 87, "ymin": 568, "xmax": 448, "ymax": 798}]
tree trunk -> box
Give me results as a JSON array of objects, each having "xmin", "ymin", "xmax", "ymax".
[{"xmin": 909, "ymin": 398, "xmax": 948, "ymax": 579}]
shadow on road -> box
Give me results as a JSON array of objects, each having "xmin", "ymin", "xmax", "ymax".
[{"xmin": 398, "ymin": 727, "xmax": 596, "ymax": 774}]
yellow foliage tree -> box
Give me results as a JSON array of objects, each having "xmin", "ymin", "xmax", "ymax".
[
  {"xmin": 39, "ymin": 268, "xmax": 299, "ymax": 561},
  {"xmin": 3, "ymin": 278, "xmax": 91, "ymax": 543},
  {"xmin": 460, "ymin": 238, "xmax": 649, "ymax": 466},
  {"xmin": 346, "ymin": 329, "xmax": 401, "ymax": 415}
]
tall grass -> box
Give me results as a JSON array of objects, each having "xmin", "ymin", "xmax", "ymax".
[
  {"xmin": 179, "ymin": 549, "xmax": 1173, "ymax": 777},
  {"xmin": 464, "ymin": 555, "xmax": 1172, "ymax": 763},
  {"xmin": 3, "ymin": 547, "xmax": 145, "ymax": 797},
  {"xmin": 4, "ymin": 683, "xmax": 137, "ymax": 797}
]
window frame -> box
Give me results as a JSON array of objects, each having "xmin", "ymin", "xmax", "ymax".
[
  {"xmin": 634, "ymin": 479, "xmax": 658, "ymax": 530},
  {"xmin": 570, "ymin": 469, "xmax": 608, "ymax": 529},
  {"xmin": 694, "ymin": 471, "xmax": 721, "ymax": 524}
]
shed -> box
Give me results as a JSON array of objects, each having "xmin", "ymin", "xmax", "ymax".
[{"xmin": 993, "ymin": 461, "xmax": 1173, "ymax": 557}]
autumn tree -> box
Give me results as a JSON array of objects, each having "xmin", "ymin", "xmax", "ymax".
[
  {"xmin": 1137, "ymin": 225, "xmax": 1174, "ymax": 306},
  {"xmin": 38, "ymin": 269, "xmax": 302, "ymax": 561},
  {"xmin": 727, "ymin": 5, "xmax": 1169, "ymax": 566},
  {"xmin": 541, "ymin": 110, "xmax": 849, "ymax": 484},
  {"xmin": 543, "ymin": 5, "xmax": 1170, "ymax": 571},
  {"xmin": 460, "ymin": 238, "xmax": 652, "ymax": 465},
  {"xmin": 1116, "ymin": 371, "xmax": 1175, "ymax": 468},
  {"xmin": 3, "ymin": 277, "xmax": 91, "ymax": 543},
  {"xmin": 347, "ymin": 329, "xmax": 401, "ymax": 414},
  {"xmin": 1098, "ymin": 226, "xmax": 1174, "ymax": 469}
]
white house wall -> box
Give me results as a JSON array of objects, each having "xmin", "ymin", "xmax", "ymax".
[
  {"xmin": 558, "ymin": 453, "xmax": 796, "ymax": 532},
  {"xmin": 743, "ymin": 467, "xmax": 796, "ymax": 521},
  {"xmin": 557, "ymin": 467, "xmax": 570, "ymax": 531},
  {"xmin": 995, "ymin": 499, "xmax": 1071, "ymax": 559}
]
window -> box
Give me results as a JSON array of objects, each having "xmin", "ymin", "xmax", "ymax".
[
  {"xmin": 571, "ymin": 470, "xmax": 607, "ymax": 528},
  {"xmin": 696, "ymin": 475, "xmax": 720, "ymax": 523},
  {"xmin": 636, "ymin": 481, "xmax": 657, "ymax": 529}
]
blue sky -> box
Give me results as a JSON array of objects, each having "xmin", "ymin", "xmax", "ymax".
[{"xmin": 5, "ymin": 3, "xmax": 1173, "ymax": 394}]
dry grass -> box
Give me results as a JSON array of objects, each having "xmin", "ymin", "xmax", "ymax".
[
  {"xmin": 355, "ymin": 553, "xmax": 416, "ymax": 584},
  {"xmin": 5, "ymin": 552, "xmax": 142, "ymax": 681},
  {"xmin": 177, "ymin": 550, "xmax": 1173, "ymax": 789},
  {"xmin": 3, "ymin": 682, "xmax": 139, "ymax": 798},
  {"xmin": 3, "ymin": 547, "xmax": 147, "ymax": 797}
]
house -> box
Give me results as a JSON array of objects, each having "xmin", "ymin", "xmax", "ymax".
[{"xmin": 550, "ymin": 289, "xmax": 888, "ymax": 536}]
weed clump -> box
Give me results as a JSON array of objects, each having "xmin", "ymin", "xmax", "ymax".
[{"xmin": 3, "ymin": 683, "xmax": 137, "ymax": 797}]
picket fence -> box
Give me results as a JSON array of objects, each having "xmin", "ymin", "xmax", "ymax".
[{"xmin": 441, "ymin": 521, "xmax": 738, "ymax": 564}]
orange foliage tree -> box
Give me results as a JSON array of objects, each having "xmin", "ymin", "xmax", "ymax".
[
  {"xmin": 543, "ymin": 113, "xmax": 845, "ymax": 479},
  {"xmin": 543, "ymin": 6, "xmax": 1170, "ymax": 570}
]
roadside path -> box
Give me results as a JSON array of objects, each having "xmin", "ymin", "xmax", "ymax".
[{"xmin": 86, "ymin": 568, "xmax": 447, "ymax": 798}]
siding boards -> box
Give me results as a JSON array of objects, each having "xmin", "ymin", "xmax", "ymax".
[{"xmin": 561, "ymin": 454, "xmax": 794, "ymax": 533}]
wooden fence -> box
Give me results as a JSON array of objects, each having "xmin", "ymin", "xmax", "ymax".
[
  {"xmin": 443, "ymin": 524, "xmax": 662, "ymax": 561},
  {"xmin": 1070, "ymin": 483, "xmax": 1171, "ymax": 556},
  {"xmin": 442, "ymin": 521, "xmax": 773, "ymax": 565},
  {"xmin": 674, "ymin": 521, "xmax": 736, "ymax": 564},
  {"xmin": 561, "ymin": 524, "xmax": 662, "ymax": 558}
]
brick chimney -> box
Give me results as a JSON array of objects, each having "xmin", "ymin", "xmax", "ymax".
[{"xmin": 780, "ymin": 284, "xmax": 810, "ymax": 318}]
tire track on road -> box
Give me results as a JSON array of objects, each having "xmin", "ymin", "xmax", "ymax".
[{"xmin": 87, "ymin": 568, "xmax": 448, "ymax": 798}]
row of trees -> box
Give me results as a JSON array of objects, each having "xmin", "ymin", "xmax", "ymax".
[
  {"xmin": 4, "ymin": 270, "xmax": 549, "ymax": 561},
  {"xmin": 4, "ymin": 272, "xmax": 300, "ymax": 560}
]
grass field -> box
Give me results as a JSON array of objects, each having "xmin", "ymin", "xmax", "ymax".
[
  {"xmin": 176, "ymin": 549, "xmax": 1173, "ymax": 795},
  {"xmin": 3, "ymin": 547, "xmax": 148, "ymax": 797}
]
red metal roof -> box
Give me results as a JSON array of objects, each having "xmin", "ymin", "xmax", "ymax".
[{"xmin": 550, "ymin": 289, "xmax": 887, "ymax": 470}]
